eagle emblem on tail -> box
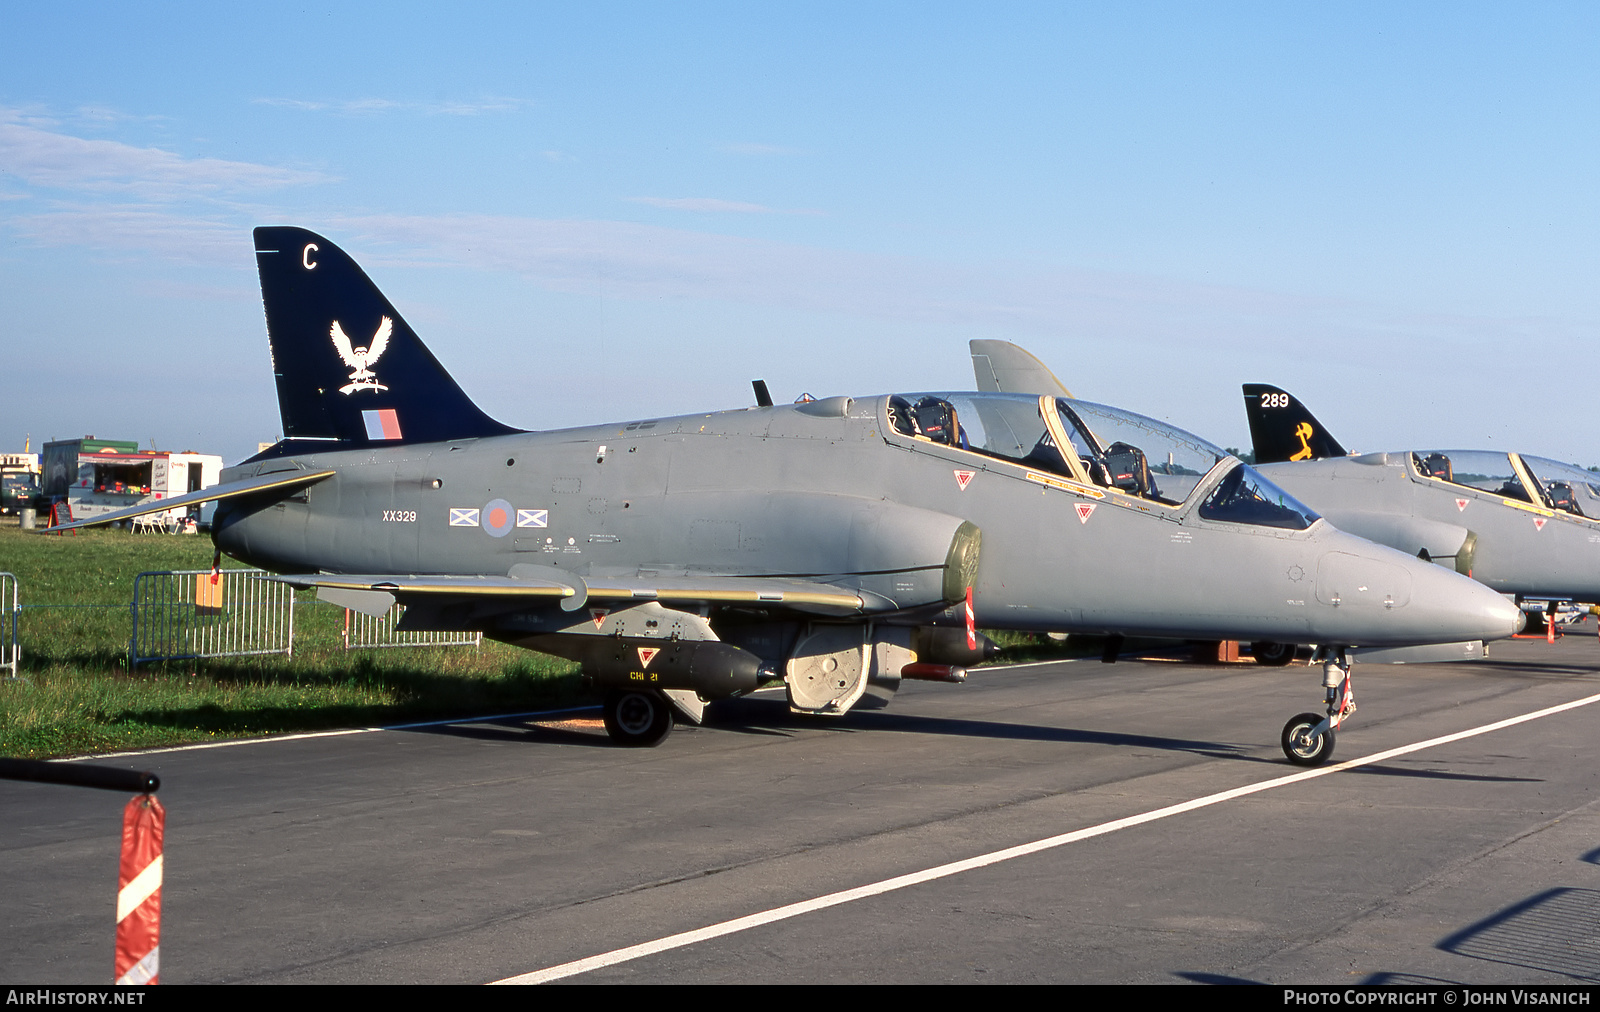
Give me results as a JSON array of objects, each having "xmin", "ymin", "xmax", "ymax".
[{"xmin": 331, "ymin": 317, "xmax": 392, "ymax": 394}]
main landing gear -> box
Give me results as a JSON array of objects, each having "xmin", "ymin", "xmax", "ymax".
[
  {"xmin": 1280, "ymin": 648, "xmax": 1354, "ymax": 767},
  {"xmin": 1250, "ymin": 640, "xmax": 1297, "ymax": 667},
  {"xmin": 603, "ymin": 689, "xmax": 674, "ymax": 747}
]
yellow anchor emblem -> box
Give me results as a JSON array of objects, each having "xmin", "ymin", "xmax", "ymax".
[{"xmin": 1289, "ymin": 422, "xmax": 1315, "ymax": 461}]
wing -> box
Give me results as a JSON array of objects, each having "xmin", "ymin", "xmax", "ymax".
[
  {"xmin": 329, "ymin": 321, "xmax": 359, "ymax": 369},
  {"xmin": 365, "ymin": 316, "xmax": 393, "ymax": 365},
  {"xmin": 270, "ymin": 570, "xmax": 889, "ymax": 617},
  {"xmin": 42, "ymin": 469, "xmax": 338, "ymax": 533}
]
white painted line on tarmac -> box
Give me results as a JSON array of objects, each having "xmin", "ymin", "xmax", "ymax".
[
  {"xmin": 492, "ymin": 687, "xmax": 1600, "ymax": 985},
  {"xmin": 58, "ymin": 705, "xmax": 603, "ymax": 762},
  {"xmin": 981, "ymin": 657, "xmax": 1083, "ymax": 671}
]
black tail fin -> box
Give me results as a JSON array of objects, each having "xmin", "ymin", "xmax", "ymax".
[
  {"xmin": 252, "ymin": 226, "xmax": 519, "ymax": 449},
  {"xmin": 1241, "ymin": 383, "xmax": 1348, "ymax": 464}
]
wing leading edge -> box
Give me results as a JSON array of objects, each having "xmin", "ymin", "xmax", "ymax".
[{"xmin": 41, "ymin": 469, "xmax": 338, "ymax": 533}]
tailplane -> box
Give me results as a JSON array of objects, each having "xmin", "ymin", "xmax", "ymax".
[
  {"xmin": 1241, "ymin": 383, "xmax": 1347, "ymax": 464},
  {"xmin": 252, "ymin": 226, "xmax": 519, "ymax": 450}
]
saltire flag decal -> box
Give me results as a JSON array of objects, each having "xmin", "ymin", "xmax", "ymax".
[
  {"xmin": 449, "ymin": 508, "xmax": 480, "ymax": 526},
  {"xmin": 517, "ymin": 509, "xmax": 549, "ymax": 528},
  {"xmin": 362, "ymin": 408, "xmax": 402, "ymax": 440}
]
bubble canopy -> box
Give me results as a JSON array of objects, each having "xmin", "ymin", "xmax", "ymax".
[
  {"xmin": 1414, "ymin": 449, "xmax": 1600, "ymax": 521},
  {"xmin": 883, "ymin": 392, "xmax": 1322, "ymax": 530}
]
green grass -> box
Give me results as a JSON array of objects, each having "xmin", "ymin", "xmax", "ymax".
[
  {"xmin": 984, "ymin": 629, "xmax": 1102, "ymax": 663},
  {"xmin": 0, "ymin": 525, "xmax": 580, "ymax": 758}
]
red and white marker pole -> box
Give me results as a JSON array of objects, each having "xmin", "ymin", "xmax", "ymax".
[
  {"xmin": 115, "ymin": 793, "xmax": 165, "ymax": 985},
  {"xmin": 965, "ymin": 586, "xmax": 976, "ymax": 652}
]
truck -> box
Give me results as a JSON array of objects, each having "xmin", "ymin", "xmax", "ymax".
[{"xmin": 0, "ymin": 452, "xmax": 41, "ymax": 516}]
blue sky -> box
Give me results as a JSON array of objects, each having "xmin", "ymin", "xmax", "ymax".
[{"xmin": 1, "ymin": 2, "xmax": 1596, "ymax": 465}]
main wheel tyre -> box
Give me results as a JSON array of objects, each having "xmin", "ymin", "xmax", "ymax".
[
  {"xmin": 1281, "ymin": 711, "xmax": 1335, "ymax": 766},
  {"xmin": 1251, "ymin": 641, "xmax": 1296, "ymax": 667},
  {"xmin": 603, "ymin": 690, "xmax": 674, "ymax": 747}
]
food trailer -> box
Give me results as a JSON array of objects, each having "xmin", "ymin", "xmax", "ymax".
[{"xmin": 42, "ymin": 438, "xmax": 223, "ymax": 530}]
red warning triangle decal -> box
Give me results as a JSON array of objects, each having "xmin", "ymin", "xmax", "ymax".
[
  {"xmin": 1455, "ymin": 498, "xmax": 1469, "ymax": 512},
  {"xmin": 1075, "ymin": 503, "xmax": 1096, "ymax": 524},
  {"xmin": 590, "ymin": 608, "xmax": 610, "ymax": 629},
  {"xmin": 1533, "ymin": 517, "xmax": 1547, "ymax": 531},
  {"xmin": 637, "ymin": 646, "xmax": 660, "ymax": 668},
  {"xmin": 953, "ymin": 469, "xmax": 975, "ymax": 491}
]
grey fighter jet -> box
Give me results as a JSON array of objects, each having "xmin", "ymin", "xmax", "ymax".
[
  {"xmin": 44, "ymin": 231, "xmax": 1523, "ymax": 766},
  {"xmin": 1240, "ymin": 383, "xmax": 1600, "ymax": 624},
  {"xmin": 966, "ymin": 340, "xmax": 1589, "ymax": 663}
]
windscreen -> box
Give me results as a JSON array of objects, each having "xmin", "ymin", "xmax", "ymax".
[{"xmin": 1198, "ymin": 464, "xmax": 1322, "ymax": 530}]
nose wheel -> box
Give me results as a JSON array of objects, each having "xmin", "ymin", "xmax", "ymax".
[
  {"xmin": 603, "ymin": 690, "xmax": 675, "ymax": 747},
  {"xmin": 1280, "ymin": 648, "xmax": 1354, "ymax": 766},
  {"xmin": 1281, "ymin": 712, "xmax": 1335, "ymax": 765}
]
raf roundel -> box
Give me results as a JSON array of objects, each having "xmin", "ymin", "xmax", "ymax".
[{"xmin": 481, "ymin": 498, "xmax": 515, "ymax": 538}]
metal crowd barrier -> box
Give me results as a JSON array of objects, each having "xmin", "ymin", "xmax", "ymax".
[
  {"xmin": 342, "ymin": 603, "xmax": 481, "ymax": 651},
  {"xmin": 1, "ymin": 571, "xmax": 18, "ymax": 678},
  {"xmin": 130, "ymin": 569, "xmax": 295, "ymax": 668}
]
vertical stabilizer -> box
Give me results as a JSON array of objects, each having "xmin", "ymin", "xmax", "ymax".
[
  {"xmin": 1242, "ymin": 383, "xmax": 1347, "ymax": 464},
  {"xmin": 969, "ymin": 340, "xmax": 1073, "ymax": 398},
  {"xmin": 253, "ymin": 226, "xmax": 519, "ymax": 448}
]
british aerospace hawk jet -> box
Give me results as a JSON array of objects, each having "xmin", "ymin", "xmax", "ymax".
[
  {"xmin": 44, "ymin": 230, "xmax": 1523, "ymax": 766},
  {"xmin": 1240, "ymin": 383, "xmax": 1600, "ymax": 628},
  {"xmin": 967, "ymin": 340, "xmax": 1587, "ymax": 666}
]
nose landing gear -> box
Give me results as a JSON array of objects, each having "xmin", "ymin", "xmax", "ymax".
[{"xmin": 1281, "ymin": 648, "xmax": 1354, "ymax": 766}]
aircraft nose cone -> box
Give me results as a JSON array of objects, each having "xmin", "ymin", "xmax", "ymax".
[
  {"xmin": 1312, "ymin": 534, "xmax": 1528, "ymax": 647},
  {"xmin": 1409, "ymin": 557, "xmax": 1526, "ymax": 644}
]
